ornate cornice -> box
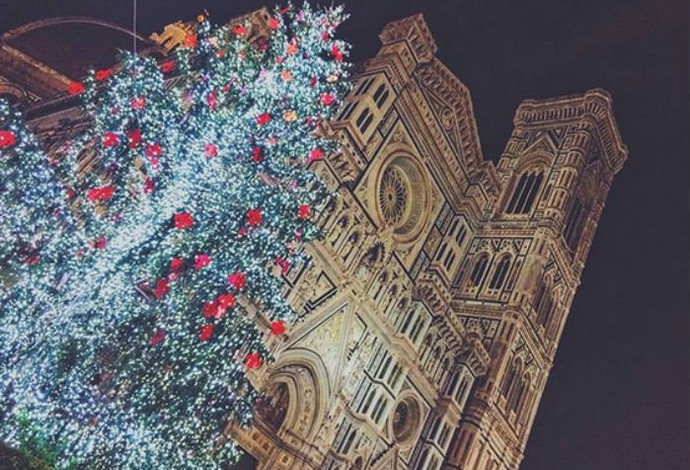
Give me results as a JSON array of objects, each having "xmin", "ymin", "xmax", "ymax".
[
  {"xmin": 514, "ymin": 89, "xmax": 628, "ymax": 173},
  {"xmin": 378, "ymin": 14, "xmax": 437, "ymax": 64}
]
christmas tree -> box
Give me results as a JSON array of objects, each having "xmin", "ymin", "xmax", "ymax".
[{"xmin": 0, "ymin": 3, "xmax": 350, "ymax": 468}]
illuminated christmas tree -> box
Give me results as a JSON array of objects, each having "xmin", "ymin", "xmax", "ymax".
[{"xmin": 0, "ymin": 4, "xmax": 350, "ymax": 468}]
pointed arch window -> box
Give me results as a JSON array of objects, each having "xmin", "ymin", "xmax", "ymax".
[
  {"xmin": 339, "ymin": 101, "xmax": 358, "ymax": 121},
  {"xmin": 508, "ymin": 374, "xmax": 530, "ymax": 414},
  {"xmin": 489, "ymin": 255, "xmax": 511, "ymax": 290},
  {"xmin": 537, "ymin": 291, "xmax": 553, "ymax": 327},
  {"xmin": 501, "ymin": 358, "xmax": 522, "ymax": 398},
  {"xmin": 506, "ymin": 170, "xmax": 544, "ymax": 214},
  {"xmin": 355, "ymin": 76, "xmax": 376, "ymax": 95},
  {"xmin": 468, "ymin": 253, "xmax": 489, "ymax": 288},
  {"xmin": 355, "ymin": 108, "xmax": 374, "ymax": 134},
  {"xmin": 400, "ymin": 310, "xmax": 415, "ymax": 335},
  {"xmin": 373, "ymin": 83, "xmax": 390, "ymax": 109},
  {"xmin": 564, "ymin": 197, "xmax": 585, "ymax": 252}
]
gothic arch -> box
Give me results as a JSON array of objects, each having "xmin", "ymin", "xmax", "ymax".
[
  {"xmin": 0, "ymin": 82, "xmax": 28, "ymax": 105},
  {"xmin": 502, "ymin": 151, "xmax": 553, "ymax": 216},
  {"xmin": 487, "ymin": 253, "xmax": 512, "ymax": 290},
  {"xmin": 261, "ymin": 348, "xmax": 330, "ymax": 443}
]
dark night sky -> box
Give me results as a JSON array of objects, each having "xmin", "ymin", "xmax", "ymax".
[{"xmin": 1, "ymin": 0, "xmax": 688, "ymax": 468}]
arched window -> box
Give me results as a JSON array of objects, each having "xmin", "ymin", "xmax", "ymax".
[
  {"xmin": 355, "ymin": 108, "xmax": 374, "ymax": 134},
  {"xmin": 342, "ymin": 429, "xmax": 357, "ymax": 454},
  {"xmin": 435, "ymin": 241, "xmax": 449, "ymax": 262},
  {"xmin": 355, "ymin": 76, "xmax": 376, "ymax": 95},
  {"xmin": 501, "ymin": 358, "xmax": 522, "ymax": 398},
  {"xmin": 372, "ymin": 83, "xmax": 390, "ymax": 108},
  {"xmin": 508, "ymin": 374, "xmax": 530, "ymax": 414},
  {"xmin": 564, "ymin": 197, "xmax": 585, "ymax": 252},
  {"xmin": 342, "ymin": 231, "xmax": 361, "ymax": 263},
  {"xmin": 468, "ymin": 253, "xmax": 489, "ymax": 288},
  {"xmin": 339, "ymin": 101, "xmax": 358, "ymax": 121},
  {"xmin": 361, "ymin": 389, "xmax": 376, "ymax": 414},
  {"xmin": 455, "ymin": 224, "xmax": 468, "ymax": 246},
  {"xmin": 447, "ymin": 371, "xmax": 460, "ymax": 395},
  {"xmin": 489, "ymin": 255, "xmax": 511, "ymax": 290},
  {"xmin": 420, "ymin": 334, "xmax": 434, "ymax": 363},
  {"xmin": 506, "ymin": 170, "xmax": 544, "ymax": 214},
  {"xmin": 400, "ymin": 310, "xmax": 414, "ymax": 335},
  {"xmin": 410, "ymin": 316, "xmax": 426, "ymax": 344},
  {"xmin": 537, "ymin": 291, "xmax": 553, "ymax": 327}
]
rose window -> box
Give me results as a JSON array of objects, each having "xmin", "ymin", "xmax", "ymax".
[{"xmin": 379, "ymin": 165, "xmax": 409, "ymax": 226}]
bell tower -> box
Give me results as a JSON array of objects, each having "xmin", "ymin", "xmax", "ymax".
[{"xmin": 444, "ymin": 90, "xmax": 628, "ymax": 470}]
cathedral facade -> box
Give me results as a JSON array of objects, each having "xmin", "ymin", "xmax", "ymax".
[{"xmin": 0, "ymin": 10, "xmax": 627, "ymax": 470}]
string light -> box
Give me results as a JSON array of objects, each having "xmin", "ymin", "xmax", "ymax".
[{"xmin": 0, "ymin": 3, "xmax": 351, "ymax": 468}]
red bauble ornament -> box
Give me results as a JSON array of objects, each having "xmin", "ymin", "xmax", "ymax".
[
  {"xmin": 184, "ymin": 34, "xmax": 198, "ymax": 48},
  {"xmin": 194, "ymin": 254, "xmax": 211, "ymax": 270},
  {"xmin": 331, "ymin": 44, "xmax": 344, "ymax": 61},
  {"xmin": 252, "ymin": 147, "xmax": 263, "ymax": 163},
  {"xmin": 150, "ymin": 329, "xmax": 166, "ymax": 346},
  {"xmin": 154, "ymin": 278, "xmax": 170, "ymax": 299},
  {"xmin": 245, "ymin": 353, "xmax": 263, "ymax": 369},
  {"xmin": 92, "ymin": 236, "xmax": 107, "ymax": 249},
  {"xmin": 0, "ymin": 130, "xmax": 16, "ymax": 148},
  {"xmin": 203, "ymin": 301, "xmax": 217, "ymax": 318},
  {"xmin": 95, "ymin": 68, "xmax": 112, "ymax": 82},
  {"xmin": 103, "ymin": 132, "xmax": 119, "ymax": 147},
  {"xmin": 207, "ymin": 90, "xmax": 218, "ymax": 110},
  {"xmin": 131, "ymin": 96, "xmax": 146, "ymax": 110},
  {"xmin": 256, "ymin": 112, "xmax": 272, "ymax": 125},
  {"xmin": 247, "ymin": 209, "xmax": 263, "ymax": 226},
  {"xmin": 228, "ymin": 271, "xmax": 247, "ymax": 290},
  {"xmin": 146, "ymin": 142, "xmax": 162, "ymax": 157},
  {"xmin": 320, "ymin": 93, "xmax": 335, "ymax": 106},
  {"xmin": 217, "ymin": 293, "xmax": 235, "ymax": 309},
  {"xmin": 298, "ymin": 204, "xmax": 311, "ymax": 220},
  {"xmin": 143, "ymin": 178, "xmax": 155, "ymax": 194},
  {"xmin": 268, "ymin": 17, "xmax": 280, "ymax": 30},
  {"xmin": 127, "ymin": 128, "xmax": 142, "ymax": 149},
  {"xmin": 174, "ymin": 212, "xmax": 194, "ymax": 230},
  {"xmin": 204, "ymin": 143, "xmax": 218, "ymax": 158},
  {"xmin": 68, "ymin": 81, "xmax": 85, "ymax": 95},
  {"xmin": 233, "ymin": 25, "xmax": 248, "ymax": 36},
  {"xmin": 87, "ymin": 186, "xmax": 116, "ymax": 202},
  {"xmin": 270, "ymin": 320, "xmax": 286, "ymax": 336},
  {"xmin": 170, "ymin": 257, "xmax": 184, "ymax": 273},
  {"xmin": 308, "ymin": 148, "xmax": 324, "ymax": 162},
  {"xmin": 160, "ymin": 60, "xmax": 175, "ymax": 73},
  {"xmin": 200, "ymin": 324, "xmax": 214, "ymax": 341}
]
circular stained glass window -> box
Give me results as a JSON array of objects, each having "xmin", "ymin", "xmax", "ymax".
[
  {"xmin": 392, "ymin": 397, "xmax": 420, "ymax": 444},
  {"xmin": 376, "ymin": 155, "xmax": 427, "ymax": 240},
  {"xmin": 379, "ymin": 165, "xmax": 410, "ymax": 226}
]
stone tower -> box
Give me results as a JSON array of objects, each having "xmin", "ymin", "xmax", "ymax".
[{"xmin": 0, "ymin": 10, "xmax": 627, "ymax": 470}]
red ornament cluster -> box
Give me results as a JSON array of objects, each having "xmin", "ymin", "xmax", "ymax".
[
  {"xmin": 95, "ymin": 68, "xmax": 112, "ymax": 82},
  {"xmin": 245, "ymin": 353, "xmax": 263, "ymax": 370},
  {"xmin": 247, "ymin": 209, "xmax": 263, "ymax": 226},
  {"xmin": 87, "ymin": 186, "xmax": 116, "ymax": 202},
  {"xmin": 103, "ymin": 132, "xmax": 119, "ymax": 147},
  {"xmin": 0, "ymin": 130, "xmax": 16, "ymax": 148},
  {"xmin": 174, "ymin": 212, "xmax": 194, "ymax": 230},
  {"xmin": 67, "ymin": 81, "xmax": 85, "ymax": 95},
  {"xmin": 194, "ymin": 254, "xmax": 212, "ymax": 270}
]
